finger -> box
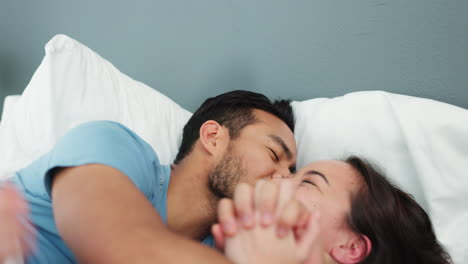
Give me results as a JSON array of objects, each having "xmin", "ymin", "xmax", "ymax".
[
  {"xmin": 297, "ymin": 211, "xmax": 322, "ymax": 260},
  {"xmin": 254, "ymin": 180, "xmax": 279, "ymax": 227},
  {"xmin": 276, "ymin": 179, "xmax": 295, "ymax": 212},
  {"xmin": 253, "ymin": 179, "xmax": 266, "ymax": 209},
  {"xmin": 276, "ymin": 200, "xmax": 310, "ymax": 238},
  {"xmin": 217, "ymin": 198, "xmax": 237, "ymax": 236},
  {"xmin": 233, "ymin": 183, "xmax": 254, "ymax": 228},
  {"xmin": 211, "ymin": 224, "xmax": 225, "ymax": 251}
]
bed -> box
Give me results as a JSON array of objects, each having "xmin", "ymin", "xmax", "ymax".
[{"xmin": 1, "ymin": 35, "xmax": 467, "ymax": 263}]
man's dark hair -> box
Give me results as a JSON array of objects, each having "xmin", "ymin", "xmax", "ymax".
[
  {"xmin": 344, "ymin": 156, "xmax": 452, "ymax": 264},
  {"xmin": 174, "ymin": 90, "xmax": 294, "ymax": 164}
]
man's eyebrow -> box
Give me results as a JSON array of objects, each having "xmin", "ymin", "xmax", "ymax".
[
  {"xmin": 268, "ymin": 134, "xmax": 293, "ymax": 160},
  {"xmin": 305, "ymin": 170, "xmax": 330, "ymax": 185}
]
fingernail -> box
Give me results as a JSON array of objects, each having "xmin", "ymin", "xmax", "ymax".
[
  {"xmin": 261, "ymin": 212, "xmax": 272, "ymax": 226},
  {"xmin": 295, "ymin": 228, "xmax": 305, "ymax": 240},
  {"xmin": 242, "ymin": 215, "xmax": 253, "ymax": 227},
  {"xmin": 222, "ymin": 222, "xmax": 235, "ymax": 235},
  {"xmin": 277, "ymin": 226, "xmax": 289, "ymax": 238}
]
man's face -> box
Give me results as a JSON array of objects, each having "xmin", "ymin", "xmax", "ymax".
[{"xmin": 208, "ymin": 109, "xmax": 297, "ymax": 198}]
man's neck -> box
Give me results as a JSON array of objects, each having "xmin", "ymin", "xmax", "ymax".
[{"xmin": 166, "ymin": 158, "xmax": 219, "ymax": 241}]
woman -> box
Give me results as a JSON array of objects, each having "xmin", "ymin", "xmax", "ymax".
[{"xmin": 213, "ymin": 156, "xmax": 452, "ymax": 264}]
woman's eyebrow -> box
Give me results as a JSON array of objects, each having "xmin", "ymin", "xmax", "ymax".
[{"xmin": 305, "ymin": 170, "xmax": 329, "ymax": 185}]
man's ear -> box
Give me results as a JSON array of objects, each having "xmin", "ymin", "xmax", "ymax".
[
  {"xmin": 330, "ymin": 234, "xmax": 371, "ymax": 264},
  {"xmin": 198, "ymin": 120, "xmax": 228, "ymax": 155}
]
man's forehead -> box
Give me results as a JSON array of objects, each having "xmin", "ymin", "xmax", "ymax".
[
  {"xmin": 252, "ymin": 109, "xmax": 283, "ymax": 123},
  {"xmin": 252, "ymin": 110, "xmax": 291, "ymax": 131},
  {"xmin": 240, "ymin": 109, "xmax": 294, "ymax": 150}
]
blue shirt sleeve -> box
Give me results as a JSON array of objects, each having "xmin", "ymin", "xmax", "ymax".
[{"xmin": 43, "ymin": 120, "xmax": 158, "ymax": 199}]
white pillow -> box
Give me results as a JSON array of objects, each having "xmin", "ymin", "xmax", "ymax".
[
  {"xmin": 0, "ymin": 34, "xmax": 191, "ymax": 179},
  {"xmin": 1, "ymin": 34, "xmax": 466, "ymax": 263},
  {"xmin": 0, "ymin": 95, "xmax": 20, "ymax": 124},
  {"xmin": 293, "ymin": 92, "xmax": 468, "ymax": 264}
]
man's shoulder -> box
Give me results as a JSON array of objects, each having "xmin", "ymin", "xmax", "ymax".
[
  {"xmin": 71, "ymin": 120, "xmax": 134, "ymax": 138},
  {"xmin": 67, "ymin": 120, "xmax": 159, "ymax": 159}
]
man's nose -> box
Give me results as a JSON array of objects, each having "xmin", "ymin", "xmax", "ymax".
[
  {"xmin": 281, "ymin": 165, "xmax": 295, "ymax": 178},
  {"xmin": 271, "ymin": 170, "xmax": 291, "ymax": 180},
  {"xmin": 270, "ymin": 171, "xmax": 295, "ymax": 186}
]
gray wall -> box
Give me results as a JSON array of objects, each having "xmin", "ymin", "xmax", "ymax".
[{"xmin": 1, "ymin": 0, "xmax": 467, "ymax": 116}]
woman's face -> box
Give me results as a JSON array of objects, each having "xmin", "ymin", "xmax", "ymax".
[{"xmin": 292, "ymin": 160, "xmax": 364, "ymax": 250}]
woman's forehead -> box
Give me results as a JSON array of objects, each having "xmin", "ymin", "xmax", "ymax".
[
  {"xmin": 301, "ymin": 160, "xmax": 350, "ymax": 173},
  {"xmin": 300, "ymin": 160, "xmax": 362, "ymax": 185}
]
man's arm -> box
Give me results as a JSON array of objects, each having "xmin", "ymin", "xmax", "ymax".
[{"xmin": 51, "ymin": 164, "xmax": 230, "ymax": 264}]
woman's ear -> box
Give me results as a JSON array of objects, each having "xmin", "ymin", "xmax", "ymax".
[
  {"xmin": 198, "ymin": 120, "xmax": 227, "ymax": 155},
  {"xmin": 330, "ymin": 234, "xmax": 371, "ymax": 264}
]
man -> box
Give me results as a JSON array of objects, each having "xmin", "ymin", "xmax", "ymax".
[{"xmin": 3, "ymin": 90, "xmax": 298, "ymax": 263}]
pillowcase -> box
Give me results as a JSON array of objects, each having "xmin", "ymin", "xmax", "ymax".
[
  {"xmin": 293, "ymin": 92, "xmax": 468, "ymax": 263},
  {"xmin": 0, "ymin": 95, "xmax": 20, "ymax": 123},
  {"xmin": 1, "ymin": 34, "xmax": 466, "ymax": 263},
  {"xmin": 0, "ymin": 34, "xmax": 191, "ymax": 179}
]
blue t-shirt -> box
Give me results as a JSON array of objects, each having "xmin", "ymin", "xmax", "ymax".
[{"xmin": 10, "ymin": 121, "xmax": 213, "ymax": 263}]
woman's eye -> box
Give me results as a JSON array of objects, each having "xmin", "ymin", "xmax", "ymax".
[{"xmin": 302, "ymin": 180, "xmax": 316, "ymax": 186}]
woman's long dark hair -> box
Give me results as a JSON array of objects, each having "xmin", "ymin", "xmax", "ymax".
[{"xmin": 345, "ymin": 156, "xmax": 452, "ymax": 264}]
